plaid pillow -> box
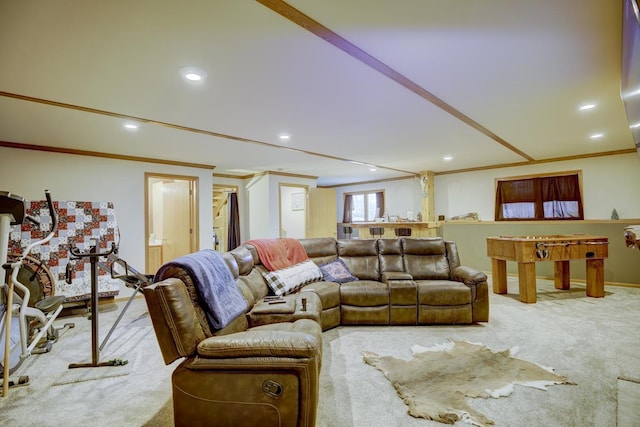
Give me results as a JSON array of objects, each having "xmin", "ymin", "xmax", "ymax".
[{"xmin": 262, "ymin": 259, "xmax": 323, "ymax": 296}]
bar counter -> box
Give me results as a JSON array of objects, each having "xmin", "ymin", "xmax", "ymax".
[{"xmin": 340, "ymin": 221, "xmax": 442, "ymax": 238}]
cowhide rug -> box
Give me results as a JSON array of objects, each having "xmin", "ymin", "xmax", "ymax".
[{"xmin": 363, "ymin": 340, "xmax": 574, "ymax": 426}]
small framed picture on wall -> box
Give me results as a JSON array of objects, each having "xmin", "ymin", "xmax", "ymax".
[{"xmin": 291, "ymin": 192, "xmax": 305, "ymax": 211}]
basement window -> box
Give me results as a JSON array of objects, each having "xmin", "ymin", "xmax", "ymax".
[{"xmin": 494, "ymin": 171, "xmax": 584, "ymax": 221}]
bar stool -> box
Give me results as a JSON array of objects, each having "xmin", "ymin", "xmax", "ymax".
[
  {"xmin": 342, "ymin": 226, "xmax": 353, "ymax": 239},
  {"xmin": 394, "ymin": 227, "xmax": 412, "ymax": 237},
  {"xmin": 369, "ymin": 227, "xmax": 384, "ymax": 239}
]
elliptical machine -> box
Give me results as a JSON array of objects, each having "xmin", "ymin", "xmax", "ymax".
[{"xmin": 1, "ymin": 190, "xmax": 73, "ymax": 396}]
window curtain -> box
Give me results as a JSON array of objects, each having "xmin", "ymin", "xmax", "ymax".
[
  {"xmin": 495, "ymin": 174, "xmax": 583, "ymax": 220},
  {"xmin": 227, "ymin": 192, "xmax": 241, "ymax": 250},
  {"xmin": 540, "ymin": 174, "xmax": 583, "ymax": 219},
  {"xmin": 343, "ymin": 194, "xmax": 353, "ymax": 223},
  {"xmin": 495, "ymin": 179, "xmax": 538, "ymax": 220},
  {"xmin": 376, "ymin": 191, "xmax": 385, "ymax": 219}
]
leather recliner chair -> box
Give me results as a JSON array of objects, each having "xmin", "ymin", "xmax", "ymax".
[{"xmin": 144, "ymin": 261, "xmax": 322, "ymax": 427}]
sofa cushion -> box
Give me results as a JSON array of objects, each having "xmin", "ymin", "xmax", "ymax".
[
  {"xmin": 239, "ymin": 267, "xmax": 270, "ymax": 302},
  {"xmin": 416, "ymin": 280, "xmax": 471, "ymax": 306},
  {"xmin": 262, "ymin": 260, "xmax": 323, "ymax": 296},
  {"xmin": 301, "ymin": 281, "xmax": 341, "ymax": 309},
  {"xmin": 222, "ymin": 252, "xmax": 239, "ymax": 279},
  {"xmin": 340, "ymin": 280, "xmax": 389, "ymax": 306},
  {"xmin": 299, "ymin": 237, "xmax": 338, "ymax": 265},
  {"xmin": 402, "ymin": 238, "xmax": 450, "ymax": 280},
  {"xmin": 229, "ymin": 246, "xmax": 255, "ymax": 276},
  {"xmin": 378, "ymin": 238, "xmax": 404, "ymax": 273},
  {"xmin": 197, "ymin": 319, "xmax": 321, "ymax": 359},
  {"xmin": 319, "ymin": 258, "xmax": 359, "ymax": 283},
  {"xmin": 234, "ymin": 280, "xmax": 256, "ymax": 310},
  {"xmin": 337, "ymin": 239, "xmax": 380, "ymax": 280}
]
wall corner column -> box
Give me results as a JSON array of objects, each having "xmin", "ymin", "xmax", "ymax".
[{"xmin": 419, "ymin": 170, "xmax": 435, "ymax": 221}]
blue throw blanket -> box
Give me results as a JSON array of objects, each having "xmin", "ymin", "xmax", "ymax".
[{"xmin": 154, "ymin": 249, "xmax": 247, "ymax": 330}]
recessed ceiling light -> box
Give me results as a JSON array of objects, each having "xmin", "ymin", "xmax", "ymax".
[
  {"xmin": 123, "ymin": 123, "xmax": 138, "ymax": 130},
  {"xmin": 179, "ymin": 66, "xmax": 208, "ymax": 83},
  {"xmin": 579, "ymin": 103, "xmax": 596, "ymax": 111},
  {"xmin": 278, "ymin": 133, "xmax": 291, "ymax": 141},
  {"xmin": 369, "ymin": 167, "xmax": 377, "ymax": 172},
  {"xmin": 590, "ymin": 133, "xmax": 604, "ymax": 139},
  {"xmin": 443, "ymin": 155, "xmax": 453, "ymax": 161}
]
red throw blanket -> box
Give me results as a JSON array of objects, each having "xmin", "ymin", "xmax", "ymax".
[{"xmin": 245, "ymin": 238, "xmax": 308, "ymax": 271}]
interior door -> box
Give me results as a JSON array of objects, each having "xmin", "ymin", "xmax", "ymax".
[
  {"xmin": 145, "ymin": 174, "xmax": 198, "ymax": 274},
  {"xmin": 307, "ymin": 188, "xmax": 337, "ymax": 238},
  {"xmin": 162, "ymin": 180, "xmax": 192, "ymax": 262},
  {"xmin": 279, "ymin": 184, "xmax": 308, "ymax": 238},
  {"xmin": 213, "ymin": 185, "xmax": 237, "ymax": 252}
]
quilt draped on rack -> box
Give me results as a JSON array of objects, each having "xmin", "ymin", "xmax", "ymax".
[{"xmin": 7, "ymin": 200, "xmax": 120, "ymax": 302}]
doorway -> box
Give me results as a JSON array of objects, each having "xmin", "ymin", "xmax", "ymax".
[
  {"xmin": 279, "ymin": 184, "xmax": 308, "ymax": 238},
  {"xmin": 145, "ymin": 173, "xmax": 199, "ymax": 274},
  {"xmin": 212, "ymin": 184, "xmax": 238, "ymax": 252}
]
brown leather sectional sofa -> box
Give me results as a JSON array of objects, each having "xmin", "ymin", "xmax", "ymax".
[
  {"xmin": 143, "ymin": 237, "xmax": 488, "ymax": 427},
  {"xmin": 297, "ymin": 237, "xmax": 489, "ymax": 329}
]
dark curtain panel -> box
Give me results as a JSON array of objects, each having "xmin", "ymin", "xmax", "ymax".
[
  {"xmin": 540, "ymin": 174, "xmax": 580, "ymax": 201},
  {"xmin": 227, "ymin": 192, "xmax": 241, "ymax": 250},
  {"xmin": 343, "ymin": 194, "xmax": 353, "ymax": 223},
  {"xmin": 540, "ymin": 174, "xmax": 583, "ymax": 219},
  {"xmin": 495, "ymin": 179, "xmax": 535, "ymax": 220},
  {"xmin": 496, "ymin": 174, "xmax": 583, "ymax": 220},
  {"xmin": 376, "ymin": 192, "xmax": 385, "ymax": 219}
]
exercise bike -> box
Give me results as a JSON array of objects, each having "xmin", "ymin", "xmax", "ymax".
[{"xmin": 1, "ymin": 190, "xmax": 73, "ymax": 395}]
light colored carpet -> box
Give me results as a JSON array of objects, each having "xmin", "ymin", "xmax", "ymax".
[
  {"xmin": 1, "ymin": 276, "xmax": 639, "ymax": 427},
  {"xmin": 618, "ymin": 377, "xmax": 640, "ymax": 427},
  {"xmin": 317, "ymin": 278, "xmax": 640, "ymax": 427},
  {"xmin": 0, "ymin": 300, "xmax": 177, "ymax": 427}
]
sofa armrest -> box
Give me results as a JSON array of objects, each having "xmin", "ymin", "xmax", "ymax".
[
  {"xmin": 381, "ymin": 271, "xmax": 413, "ymax": 282},
  {"xmin": 247, "ymin": 293, "xmax": 322, "ymax": 328},
  {"xmin": 451, "ymin": 265, "xmax": 487, "ymax": 287},
  {"xmin": 143, "ymin": 278, "xmax": 206, "ymax": 365},
  {"xmin": 251, "ymin": 297, "xmax": 297, "ymax": 314},
  {"xmin": 197, "ymin": 319, "xmax": 321, "ymax": 359}
]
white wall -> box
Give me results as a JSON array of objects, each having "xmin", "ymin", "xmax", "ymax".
[
  {"xmin": 435, "ymin": 153, "xmax": 640, "ymax": 220},
  {"xmin": 0, "ymin": 147, "xmax": 214, "ymax": 294},
  {"xmin": 246, "ymin": 173, "xmax": 317, "ymax": 239},
  {"xmin": 333, "ymin": 153, "xmax": 640, "ymax": 222},
  {"xmin": 246, "ymin": 174, "xmax": 271, "ymax": 238}
]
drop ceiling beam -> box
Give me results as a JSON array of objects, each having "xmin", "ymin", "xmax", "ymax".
[{"xmin": 257, "ymin": 0, "xmax": 535, "ymax": 162}]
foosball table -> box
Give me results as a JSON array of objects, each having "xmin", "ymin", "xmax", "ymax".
[{"xmin": 486, "ymin": 234, "xmax": 609, "ymax": 303}]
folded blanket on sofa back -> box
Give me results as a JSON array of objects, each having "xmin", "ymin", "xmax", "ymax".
[
  {"xmin": 245, "ymin": 238, "xmax": 308, "ymax": 271},
  {"xmin": 154, "ymin": 249, "xmax": 247, "ymax": 330}
]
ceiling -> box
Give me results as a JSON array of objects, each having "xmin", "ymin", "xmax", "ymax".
[{"xmin": 0, "ymin": 0, "xmax": 636, "ymax": 186}]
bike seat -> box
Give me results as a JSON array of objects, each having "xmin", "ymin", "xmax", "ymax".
[{"xmin": 35, "ymin": 295, "xmax": 65, "ymax": 313}]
